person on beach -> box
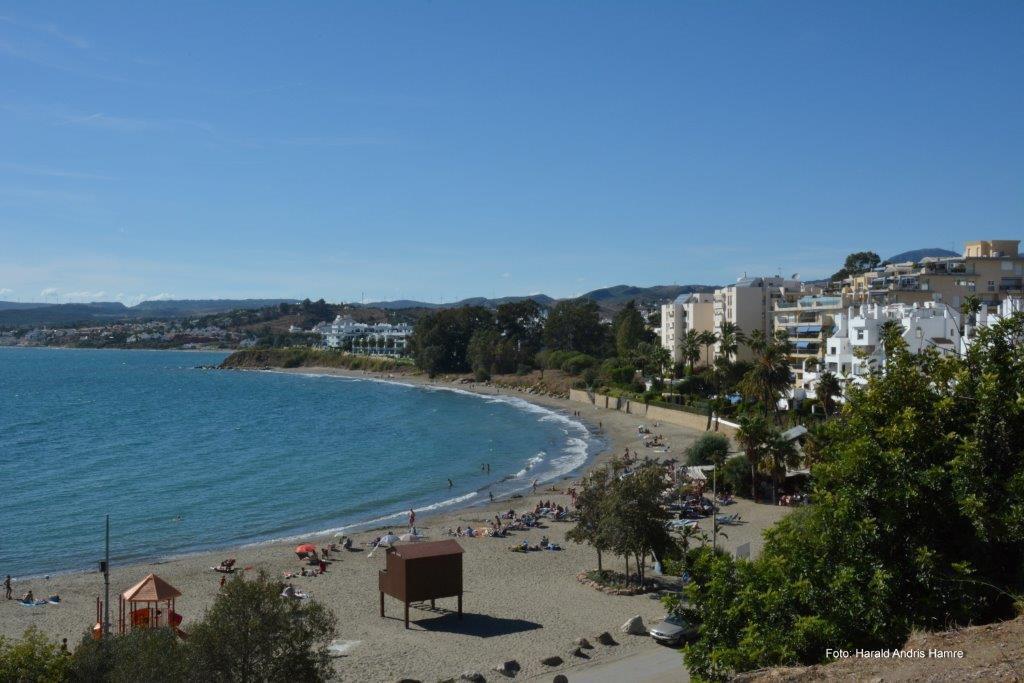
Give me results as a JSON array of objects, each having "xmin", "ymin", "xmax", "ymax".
[
  {"xmin": 219, "ymin": 575, "xmax": 226, "ymax": 589},
  {"xmin": 4, "ymin": 575, "xmax": 11, "ymax": 600},
  {"xmin": 447, "ymin": 478, "xmax": 453, "ymax": 488},
  {"xmin": 408, "ymin": 509, "xmax": 416, "ymax": 528},
  {"xmin": 532, "ymin": 479, "xmax": 538, "ymax": 493},
  {"xmin": 489, "ymin": 491, "xmax": 494, "ymax": 502}
]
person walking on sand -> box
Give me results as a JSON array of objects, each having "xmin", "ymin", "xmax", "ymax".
[
  {"xmin": 408, "ymin": 508, "xmax": 416, "ymax": 529},
  {"xmin": 532, "ymin": 479, "xmax": 538, "ymax": 493},
  {"xmin": 4, "ymin": 575, "xmax": 11, "ymax": 600}
]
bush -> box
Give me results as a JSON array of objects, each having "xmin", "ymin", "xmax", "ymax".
[
  {"xmin": 719, "ymin": 456, "xmax": 751, "ymax": 497},
  {"xmin": 0, "ymin": 627, "xmax": 71, "ymax": 683},
  {"xmin": 560, "ymin": 353, "xmax": 597, "ymax": 375},
  {"xmin": 599, "ymin": 358, "xmax": 635, "ymax": 386},
  {"xmin": 686, "ymin": 433, "xmax": 730, "ymax": 466}
]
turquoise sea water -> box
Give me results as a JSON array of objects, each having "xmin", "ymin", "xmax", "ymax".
[{"xmin": 0, "ymin": 348, "xmax": 599, "ymax": 578}]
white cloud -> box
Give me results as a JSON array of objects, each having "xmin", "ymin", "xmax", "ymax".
[
  {"xmin": 500, "ymin": 272, "xmax": 510, "ymax": 279},
  {"xmin": 63, "ymin": 290, "xmax": 106, "ymax": 302},
  {"xmin": 0, "ymin": 287, "xmax": 12, "ymax": 295},
  {"xmin": 147, "ymin": 292, "xmax": 174, "ymax": 301},
  {"xmin": 40, "ymin": 287, "xmax": 58, "ymax": 297}
]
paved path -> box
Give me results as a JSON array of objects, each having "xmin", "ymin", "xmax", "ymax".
[{"xmin": 530, "ymin": 645, "xmax": 688, "ymax": 682}]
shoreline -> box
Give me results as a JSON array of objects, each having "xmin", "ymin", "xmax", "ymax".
[{"xmin": 3, "ymin": 362, "xmax": 794, "ymax": 681}]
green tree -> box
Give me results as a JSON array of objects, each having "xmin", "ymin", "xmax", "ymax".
[
  {"xmin": 735, "ymin": 415, "xmax": 772, "ymax": 500},
  {"xmin": 716, "ymin": 322, "xmax": 745, "ymax": 361},
  {"xmin": 0, "ymin": 628, "xmax": 70, "ymax": 683},
  {"xmin": 411, "ymin": 306, "xmax": 495, "ymax": 375},
  {"xmin": 613, "ymin": 300, "xmax": 648, "ymax": 357},
  {"xmin": 543, "ymin": 299, "xmax": 607, "ymax": 356},
  {"xmin": 566, "ymin": 467, "xmax": 614, "ymax": 572},
  {"xmin": 739, "ymin": 330, "xmax": 793, "ymax": 420},
  {"xmin": 466, "ymin": 328, "xmax": 501, "ymax": 380},
  {"xmin": 683, "ymin": 311, "xmax": 1024, "ymax": 680},
  {"xmin": 697, "ymin": 330, "xmax": 718, "ymax": 368},
  {"xmin": 186, "ymin": 572, "xmax": 338, "ymax": 682},
  {"xmin": 830, "ymin": 250, "xmax": 881, "ymax": 281},
  {"xmin": 605, "ymin": 463, "xmax": 673, "ymax": 585},
  {"xmin": 679, "ymin": 329, "xmax": 701, "ymax": 373},
  {"xmin": 686, "ymin": 433, "xmax": 730, "ymax": 467},
  {"xmin": 815, "ymin": 370, "xmax": 841, "ymax": 417}
]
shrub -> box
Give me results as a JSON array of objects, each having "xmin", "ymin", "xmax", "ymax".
[
  {"xmin": 0, "ymin": 627, "xmax": 71, "ymax": 683},
  {"xmin": 560, "ymin": 353, "xmax": 596, "ymax": 375},
  {"xmin": 686, "ymin": 433, "xmax": 730, "ymax": 466},
  {"xmin": 719, "ymin": 456, "xmax": 751, "ymax": 497}
]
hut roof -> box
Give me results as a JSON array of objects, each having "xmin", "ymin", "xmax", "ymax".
[
  {"xmin": 391, "ymin": 539, "xmax": 463, "ymax": 560},
  {"xmin": 122, "ymin": 573, "xmax": 182, "ymax": 602}
]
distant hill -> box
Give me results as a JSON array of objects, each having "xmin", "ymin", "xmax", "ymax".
[
  {"xmin": 363, "ymin": 286, "xmax": 717, "ymax": 312},
  {"xmin": 0, "ymin": 298, "xmax": 299, "ymax": 327},
  {"xmin": 577, "ymin": 284, "xmax": 716, "ymax": 311},
  {"xmin": 363, "ymin": 294, "xmax": 556, "ymax": 310},
  {"xmin": 885, "ymin": 247, "xmax": 960, "ymax": 264},
  {"xmin": 0, "ymin": 301, "xmax": 56, "ymax": 311},
  {"xmin": 131, "ymin": 298, "xmax": 300, "ymax": 316}
]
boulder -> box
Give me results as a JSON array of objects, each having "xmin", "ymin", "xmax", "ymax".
[
  {"xmin": 595, "ymin": 631, "xmax": 618, "ymax": 646},
  {"xmin": 575, "ymin": 637, "xmax": 593, "ymax": 649},
  {"xmin": 491, "ymin": 660, "xmax": 520, "ymax": 677},
  {"xmin": 568, "ymin": 647, "xmax": 589, "ymax": 659},
  {"xmin": 554, "ymin": 676, "xmax": 569, "ymax": 683},
  {"xmin": 540, "ymin": 655, "xmax": 564, "ymax": 667},
  {"xmin": 460, "ymin": 673, "xmax": 485, "ymax": 682},
  {"xmin": 620, "ymin": 615, "xmax": 647, "ymax": 636}
]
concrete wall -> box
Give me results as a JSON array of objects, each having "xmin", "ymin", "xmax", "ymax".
[{"xmin": 568, "ymin": 389, "xmax": 738, "ymax": 437}]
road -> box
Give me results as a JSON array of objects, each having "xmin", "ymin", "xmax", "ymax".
[{"xmin": 530, "ymin": 645, "xmax": 689, "ymax": 682}]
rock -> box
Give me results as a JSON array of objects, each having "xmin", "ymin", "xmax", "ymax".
[
  {"xmin": 460, "ymin": 673, "xmax": 485, "ymax": 682},
  {"xmin": 575, "ymin": 637, "xmax": 593, "ymax": 649},
  {"xmin": 554, "ymin": 676, "xmax": 569, "ymax": 683},
  {"xmin": 568, "ymin": 647, "xmax": 589, "ymax": 659},
  {"xmin": 620, "ymin": 615, "xmax": 647, "ymax": 636},
  {"xmin": 596, "ymin": 631, "xmax": 618, "ymax": 646},
  {"xmin": 540, "ymin": 655, "xmax": 564, "ymax": 667},
  {"xmin": 491, "ymin": 660, "xmax": 520, "ymax": 677}
]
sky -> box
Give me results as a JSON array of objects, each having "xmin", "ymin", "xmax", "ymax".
[{"xmin": 1, "ymin": 2, "xmax": 1022, "ymax": 305}]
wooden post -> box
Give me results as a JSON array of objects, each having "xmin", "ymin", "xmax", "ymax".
[
  {"xmin": 430, "ymin": 598, "xmax": 435, "ymax": 609},
  {"xmin": 404, "ymin": 601, "xmax": 409, "ymax": 629},
  {"xmin": 457, "ymin": 592, "xmax": 463, "ymax": 619},
  {"xmin": 379, "ymin": 592, "xmax": 384, "ymax": 618}
]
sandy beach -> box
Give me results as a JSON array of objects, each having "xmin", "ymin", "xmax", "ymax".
[{"xmin": 2, "ymin": 367, "xmax": 792, "ymax": 681}]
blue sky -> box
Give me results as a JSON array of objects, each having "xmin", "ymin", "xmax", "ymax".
[{"xmin": 1, "ymin": 2, "xmax": 1021, "ymax": 305}]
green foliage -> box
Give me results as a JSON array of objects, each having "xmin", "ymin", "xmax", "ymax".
[
  {"xmin": 718, "ymin": 456, "xmax": 751, "ymax": 497},
  {"xmin": 410, "ymin": 306, "xmax": 495, "ymax": 375},
  {"xmin": 220, "ymin": 348, "xmax": 410, "ymax": 373},
  {"xmin": 613, "ymin": 300, "xmax": 649, "ymax": 357},
  {"xmin": 0, "ymin": 628, "xmax": 70, "ymax": 683},
  {"xmin": 599, "ymin": 357, "xmax": 636, "ymax": 387},
  {"xmin": 686, "ymin": 434, "xmax": 730, "ymax": 466},
  {"xmin": 739, "ymin": 329, "xmax": 793, "ymax": 420},
  {"xmin": 683, "ymin": 312, "xmax": 1024, "ymax": 680},
  {"xmin": 467, "ymin": 327, "xmax": 501, "ymax": 380},
  {"xmin": 186, "ymin": 572, "xmax": 338, "ymax": 682},
  {"xmin": 543, "ymin": 299, "xmax": 608, "ymax": 356},
  {"xmin": 64, "ymin": 573, "xmax": 338, "ymax": 683},
  {"xmin": 830, "ymin": 250, "xmax": 881, "ymax": 281}
]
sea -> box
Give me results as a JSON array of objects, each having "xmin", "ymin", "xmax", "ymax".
[{"xmin": 0, "ymin": 347, "xmax": 600, "ymax": 578}]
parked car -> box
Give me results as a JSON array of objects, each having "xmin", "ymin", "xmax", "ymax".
[{"xmin": 649, "ymin": 612, "xmax": 698, "ymax": 646}]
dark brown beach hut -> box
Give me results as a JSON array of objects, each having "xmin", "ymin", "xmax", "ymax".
[{"xmin": 378, "ymin": 539, "xmax": 463, "ymax": 628}]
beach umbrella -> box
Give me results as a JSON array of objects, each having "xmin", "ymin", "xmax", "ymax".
[
  {"xmin": 333, "ymin": 533, "xmax": 347, "ymax": 541},
  {"xmin": 398, "ymin": 533, "xmax": 420, "ymax": 542},
  {"xmin": 295, "ymin": 543, "xmax": 317, "ymax": 555},
  {"xmin": 377, "ymin": 534, "xmax": 400, "ymax": 546}
]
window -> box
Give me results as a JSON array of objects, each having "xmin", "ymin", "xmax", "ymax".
[
  {"xmin": 856, "ymin": 329, "xmax": 865, "ymax": 341},
  {"xmin": 988, "ymin": 280, "xmax": 996, "ymax": 292}
]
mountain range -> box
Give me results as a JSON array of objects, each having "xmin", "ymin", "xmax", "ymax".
[
  {"xmin": 0, "ymin": 299, "xmax": 299, "ymax": 326},
  {"xmin": 885, "ymin": 247, "xmax": 960, "ymax": 263}
]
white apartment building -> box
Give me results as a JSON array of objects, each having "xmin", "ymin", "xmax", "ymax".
[
  {"xmin": 714, "ymin": 275, "xmax": 801, "ymax": 361},
  {"xmin": 659, "ymin": 293, "xmax": 715, "ymax": 364},
  {"xmin": 961, "ymin": 296, "xmax": 1024, "ymax": 353},
  {"xmin": 806, "ymin": 302, "xmax": 961, "ymax": 390},
  {"xmin": 317, "ymin": 315, "xmax": 413, "ymax": 356}
]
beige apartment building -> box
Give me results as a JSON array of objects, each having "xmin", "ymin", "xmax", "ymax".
[
  {"xmin": 844, "ymin": 239, "xmax": 1023, "ymax": 310},
  {"xmin": 714, "ymin": 275, "xmax": 801, "ymax": 362},
  {"xmin": 659, "ymin": 292, "xmax": 715, "ymax": 364},
  {"xmin": 772, "ymin": 292, "xmax": 845, "ymax": 388}
]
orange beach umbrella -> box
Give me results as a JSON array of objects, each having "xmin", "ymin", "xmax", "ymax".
[{"xmin": 295, "ymin": 543, "xmax": 317, "ymax": 555}]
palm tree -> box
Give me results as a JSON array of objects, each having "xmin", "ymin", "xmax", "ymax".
[
  {"xmin": 762, "ymin": 430, "xmax": 800, "ymax": 504},
  {"xmin": 679, "ymin": 329, "xmax": 701, "ymax": 374},
  {"xmin": 697, "ymin": 329, "xmax": 718, "ymax": 368},
  {"xmin": 650, "ymin": 344, "xmax": 672, "ymax": 379},
  {"xmin": 717, "ymin": 322, "xmax": 745, "ymax": 361},
  {"xmin": 816, "ymin": 370, "xmax": 841, "ymax": 417},
  {"xmin": 736, "ymin": 415, "xmax": 771, "ymax": 500},
  {"xmin": 740, "ymin": 331, "xmax": 793, "ymax": 421}
]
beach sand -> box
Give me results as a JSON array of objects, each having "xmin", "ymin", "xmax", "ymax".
[{"xmin": 2, "ymin": 367, "xmax": 792, "ymax": 681}]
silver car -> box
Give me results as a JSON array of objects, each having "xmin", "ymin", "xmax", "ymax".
[{"xmin": 649, "ymin": 613, "xmax": 697, "ymax": 646}]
